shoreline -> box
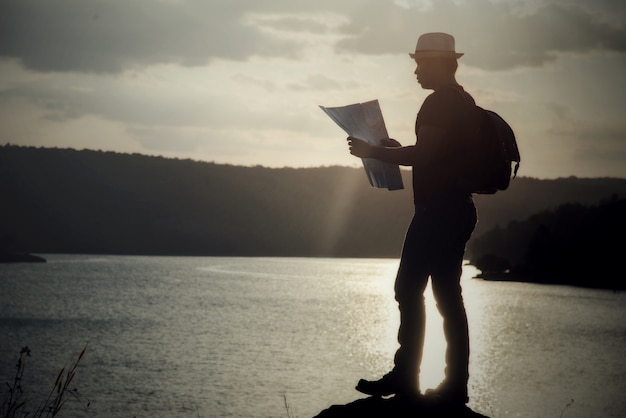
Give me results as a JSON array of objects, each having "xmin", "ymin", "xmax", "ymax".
[{"xmin": 0, "ymin": 252, "xmax": 47, "ymax": 263}]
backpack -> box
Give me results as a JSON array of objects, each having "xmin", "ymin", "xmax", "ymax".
[{"xmin": 462, "ymin": 105, "xmax": 521, "ymax": 194}]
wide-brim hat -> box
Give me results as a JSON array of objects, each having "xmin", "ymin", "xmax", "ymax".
[{"xmin": 409, "ymin": 32, "xmax": 463, "ymax": 59}]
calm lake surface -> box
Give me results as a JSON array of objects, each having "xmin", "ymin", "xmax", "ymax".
[{"xmin": 1, "ymin": 255, "xmax": 624, "ymax": 418}]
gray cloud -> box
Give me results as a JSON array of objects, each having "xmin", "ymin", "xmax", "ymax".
[
  {"xmin": 0, "ymin": 0, "xmax": 303, "ymax": 74},
  {"xmin": 335, "ymin": 0, "xmax": 626, "ymax": 70},
  {"xmin": 3, "ymin": 0, "xmax": 623, "ymax": 74}
]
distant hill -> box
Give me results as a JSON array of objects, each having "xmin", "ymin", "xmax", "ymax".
[{"xmin": 3, "ymin": 145, "xmax": 626, "ymax": 259}]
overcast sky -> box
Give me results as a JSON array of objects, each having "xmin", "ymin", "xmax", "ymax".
[{"xmin": 1, "ymin": 0, "xmax": 625, "ymax": 179}]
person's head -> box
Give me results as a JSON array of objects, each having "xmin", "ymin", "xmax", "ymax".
[
  {"xmin": 413, "ymin": 56, "xmax": 458, "ymax": 89},
  {"xmin": 409, "ymin": 33, "xmax": 462, "ymax": 90}
]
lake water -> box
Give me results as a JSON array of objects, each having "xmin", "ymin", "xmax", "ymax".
[{"xmin": 0, "ymin": 255, "xmax": 624, "ymax": 418}]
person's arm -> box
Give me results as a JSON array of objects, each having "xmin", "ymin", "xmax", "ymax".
[{"xmin": 347, "ymin": 125, "xmax": 446, "ymax": 167}]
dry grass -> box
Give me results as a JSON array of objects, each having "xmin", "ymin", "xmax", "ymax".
[{"xmin": 1, "ymin": 345, "xmax": 89, "ymax": 418}]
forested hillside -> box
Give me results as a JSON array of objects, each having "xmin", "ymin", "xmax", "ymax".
[
  {"xmin": 468, "ymin": 197, "xmax": 625, "ymax": 289},
  {"xmin": 3, "ymin": 145, "xmax": 626, "ymax": 260}
]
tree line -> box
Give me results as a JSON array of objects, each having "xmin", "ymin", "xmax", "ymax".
[
  {"xmin": 2, "ymin": 145, "xmax": 626, "ymax": 288},
  {"xmin": 468, "ymin": 196, "xmax": 625, "ymax": 289}
]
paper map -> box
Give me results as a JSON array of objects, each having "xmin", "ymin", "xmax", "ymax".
[{"xmin": 320, "ymin": 100, "xmax": 404, "ymax": 191}]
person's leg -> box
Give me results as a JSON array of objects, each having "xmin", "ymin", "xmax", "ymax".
[
  {"xmin": 428, "ymin": 201, "xmax": 476, "ymax": 403},
  {"xmin": 431, "ymin": 261, "xmax": 469, "ymax": 394},
  {"xmin": 356, "ymin": 212, "xmax": 431, "ymax": 397},
  {"xmin": 393, "ymin": 219, "xmax": 431, "ymax": 392}
]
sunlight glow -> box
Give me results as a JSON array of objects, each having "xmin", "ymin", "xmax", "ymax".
[
  {"xmin": 421, "ymin": 281, "xmax": 447, "ymax": 390},
  {"xmin": 353, "ymin": 260, "xmax": 476, "ymax": 390}
]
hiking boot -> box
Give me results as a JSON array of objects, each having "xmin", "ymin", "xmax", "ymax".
[
  {"xmin": 355, "ymin": 370, "xmax": 418, "ymax": 398},
  {"xmin": 424, "ymin": 381, "xmax": 469, "ymax": 405}
]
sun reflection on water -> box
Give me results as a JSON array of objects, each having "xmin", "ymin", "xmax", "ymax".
[{"xmin": 349, "ymin": 261, "xmax": 483, "ymax": 392}]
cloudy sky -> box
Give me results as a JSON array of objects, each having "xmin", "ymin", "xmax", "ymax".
[{"xmin": 1, "ymin": 0, "xmax": 625, "ymax": 179}]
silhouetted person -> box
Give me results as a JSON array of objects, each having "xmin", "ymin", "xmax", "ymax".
[{"xmin": 347, "ymin": 32, "xmax": 477, "ymax": 405}]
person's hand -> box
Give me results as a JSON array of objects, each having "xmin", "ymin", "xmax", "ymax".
[
  {"xmin": 347, "ymin": 136, "xmax": 374, "ymax": 158},
  {"xmin": 380, "ymin": 138, "xmax": 401, "ymax": 147}
]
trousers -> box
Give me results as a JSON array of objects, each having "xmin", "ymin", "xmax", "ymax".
[{"xmin": 392, "ymin": 197, "xmax": 477, "ymax": 389}]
